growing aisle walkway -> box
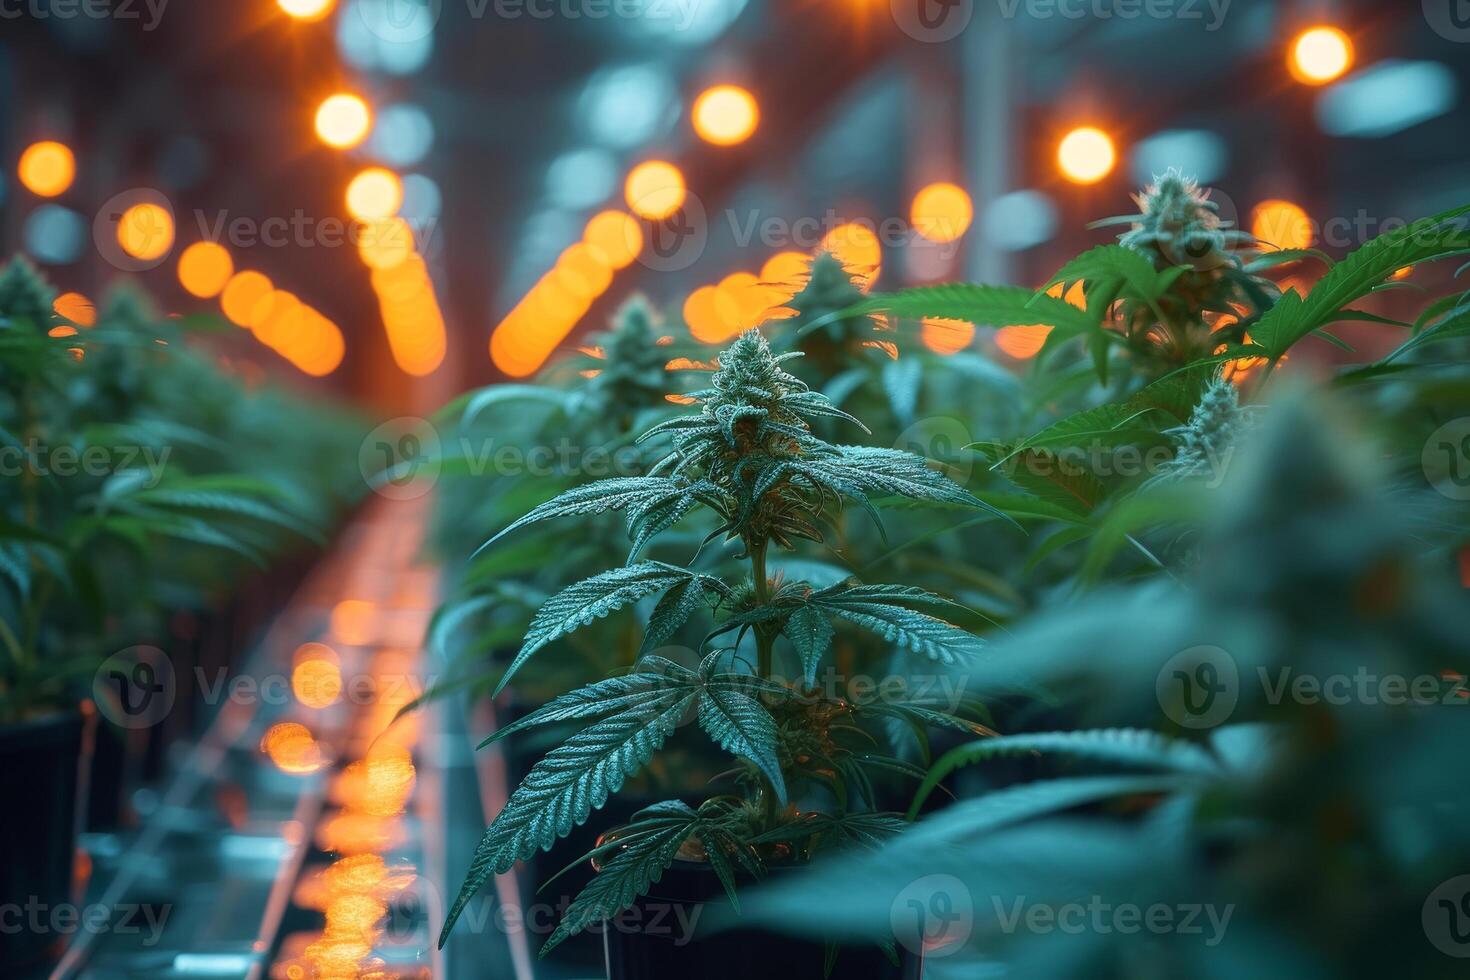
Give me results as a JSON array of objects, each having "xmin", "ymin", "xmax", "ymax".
[{"xmin": 41, "ymin": 498, "xmax": 529, "ymax": 980}]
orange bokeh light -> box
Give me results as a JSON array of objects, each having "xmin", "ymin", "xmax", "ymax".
[
  {"xmin": 911, "ymin": 183, "xmax": 974, "ymax": 244},
  {"xmin": 291, "ymin": 308, "xmax": 346, "ymax": 376},
  {"xmin": 316, "ymin": 93, "xmax": 373, "ymax": 149},
  {"xmin": 18, "ymin": 141, "xmax": 75, "ymax": 197},
  {"xmin": 220, "ymin": 270, "xmax": 274, "ymax": 327},
  {"xmin": 759, "ymin": 251, "xmax": 812, "ymax": 302},
  {"xmin": 346, "ymin": 168, "xmax": 402, "ymax": 221},
  {"xmin": 292, "ymin": 643, "xmax": 343, "ymax": 709},
  {"xmin": 177, "ymin": 242, "xmax": 234, "ymax": 298},
  {"xmin": 1290, "ymin": 26, "xmax": 1353, "ymax": 85},
  {"xmin": 716, "ymin": 272, "xmax": 765, "ymax": 335},
  {"xmin": 692, "ymin": 85, "xmax": 759, "ymax": 146},
  {"xmin": 921, "ymin": 317, "xmax": 975, "ymax": 355},
  {"xmin": 116, "ymin": 203, "xmax": 175, "ymax": 261},
  {"xmin": 996, "ymin": 281, "xmax": 1085, "ymax": 360},
  {"xmin": 53, "ymin": 292, "xmax": 96, "ymax": 327},
  {"xmin": 358, "ymin": 218, "xmax": 414, "ymax": 270},
  {"xmin": 262, "ymin": 722, "xmax": 326, "ymax": 775},
  {"xmin": 624, "ymin": 161, "xmax": 686, "ymax": 220},
  {"xmin": 1251, "ymin": 199, "xmax": 1313, "ymax": 251},
  {"xmin": 583, "ymin": 210, "xmax": 642, "ymax": 269},
  {"xmin": 1057, "ymin": 127, "xmax": 1116, "ymax": 185},
  {"xmin": 250, "ymin": 290, "xmax": 303, "ymax": 346},
  {"xmin": 555, "ymin": 243, "xmax": 613, "ymax": 300},
  {"xmin": 683, "ymin": 285, "xmax": 731, "ymax": 345},
  {"xmin": 278, "ymin": 0, "xmax": 335, "ymax": 19}
]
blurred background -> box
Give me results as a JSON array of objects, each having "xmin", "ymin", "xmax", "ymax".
[
  {"xmin": 3, "ymin": 4, "xmax": 1470, "ymax": 979},
  {"xmin": 3, "ymin": 0, "xmax": 1467, "ymax": 414}
]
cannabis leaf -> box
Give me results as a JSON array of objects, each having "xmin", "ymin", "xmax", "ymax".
[
  {"xmin": 499, "ymin": 562, "xmax": 724, "ymax": 694},
  {"xmin": 440, "ymin": 692, "xmax": 698, "ymax": 947},
  {"xmin": 974, "ymin": 442, "xmax": 1108, "ymax": 516},
  {"xmin": 540, "ymin": 801, "xmax": 702, "ymax": 953},
  {"xmin": 782, "ymin": 604, "xmax": 835, "ymax": 684},
  {"xmin": 748, "ymin": 811, "xmax": 909, "ymax": 852},
  {"xmin": 478, "ymin": 476, "xmax": 696, "ymax": 554},
  {"xmin": 814, "ymin": 283, "xmax": 1096, "ymax": 337},
  {"xmin": 625, "ymin": 478, "xmax": 721, "ymax": 559},
  {"xmin": 442, "ymin": 653, "xmax": 789, "ymax": 948},
  {"xmin": 1045, "ymin": 243, "xmax": 1183, "ymax": 306},
  {"xmin": 640, "ymin": 576, "xmax": 711, "ymax": 653},
  {"xmin": 480, "ymin": 657, "xmax": 701, "ymax": 746},
  {"xmin": 698, "ymin": 681, "xmax": 787, "ymax": 803},
  {"xmin": 1246, "ymin": 203, "xmax": 1470, "ymax": 361},
  {"xmin": 907, "ymin": 728, "xmax": 1223, "ymax": 817},
  {"xmin": 541, "ymin": 799, "xmax": 757, "ymax": 955},
  {"xmin": 810, "ymin": 583, "xmax": 986, "ymax": 666}
]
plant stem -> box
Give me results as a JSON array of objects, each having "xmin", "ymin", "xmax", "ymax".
[
  {"xmin": 748, "ymin": 535, "xmax": 780, "ymax": 829},
  {"xmin": 750, "ymin": 537, "xmax": 772, "ymax": 680}
]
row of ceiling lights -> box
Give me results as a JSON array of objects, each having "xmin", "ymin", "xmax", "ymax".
[{"xmin": 8, "ymin": 12, "xmax": 1358, "ymax": 377}]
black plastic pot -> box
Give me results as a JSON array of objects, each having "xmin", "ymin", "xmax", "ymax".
[
  {"xmin": 0, "ymin": 709, "xmax": 91, "ymax": 970},
  {"xmin": 601, "ymin": 859, "xmax": 918, "ymax": 980}
]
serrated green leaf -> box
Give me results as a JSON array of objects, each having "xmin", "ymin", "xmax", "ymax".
[
  {"xmin": 783, "ymin": 604, "xmax": 834, "ymax": 685},
  {"xmin": 640, "ymin": 577, "xmax": 709, "ymax": 653},
  {"xmin": 539, "ymin": 801, "xmax": 701, "ymax": 955},
  {"xmin": 1045, "ymin": 244, "xmax": 1173, "ymax": 305},
  {"xmin": 478, "ymin": 476, "xmax": 690, "ymax": 554},
  {"xmin": 818, "ymin": 283, "xmax": 1096, "ymax": 336},
  {"xmin": 812, "ymin": 590, "xmax": 983, "ymax": 665},
  {"xmin": 1247, "ymin": 203, "xmax": 1470, "ymax": 360},
  {"xmin": 500, "ymin": 562, "xmax": 706, "ymax": 694},
  {"xmin": 441, "ymin": 695, "xmax": 697, "ymax": 948},
  {"xmin": 699, "ymin": 680, "xmax": 787, "ymax": 803},
  {"xmin": 976, "ymin": 443, "xmax": 1107, "ymax": 516}
]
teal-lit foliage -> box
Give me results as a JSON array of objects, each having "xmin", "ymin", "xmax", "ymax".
[
  {"xmin": 439, "ymin": 330, "xmax": 1000, "ymax": 954},
  {"xmin": 714, "ymin": 189, "xmax": 1470, "ymax": 977}
]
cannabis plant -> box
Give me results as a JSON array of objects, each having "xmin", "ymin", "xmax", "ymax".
[
  {"xmin": 439, "ymin": 330, "xmax": 1004, "ymax": 954},
  {"xmin": 711, "ymin": 185, "xmax": 1470, "ymax": 976},
  {"xmin": 424, "ymin": 296, "xmax": 706, "ymax": 703},
  {"xmin": 0, "ymin": 256, "xmax": 346, "ymax": 722},
  {"xmin": 816, "ymin": 184, "xmax": 1470, "ymax": 589},
  {"xmin": 729, "ymin": 391, "xmax": 1470, "ymax": 979}
]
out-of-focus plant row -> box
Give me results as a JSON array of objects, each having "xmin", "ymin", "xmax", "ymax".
[{"xmin": 0, "ymin": 255, "xmax": 366, "ymax": 724}]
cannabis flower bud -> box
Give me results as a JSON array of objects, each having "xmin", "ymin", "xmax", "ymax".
[
  {"xmin": 1156, "ymin": 374, "xmax": 1257, "ymax": 482},
  {"xmin": 1119, "ymin": 169, "xmax": 1238, "ymax": 274}
]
